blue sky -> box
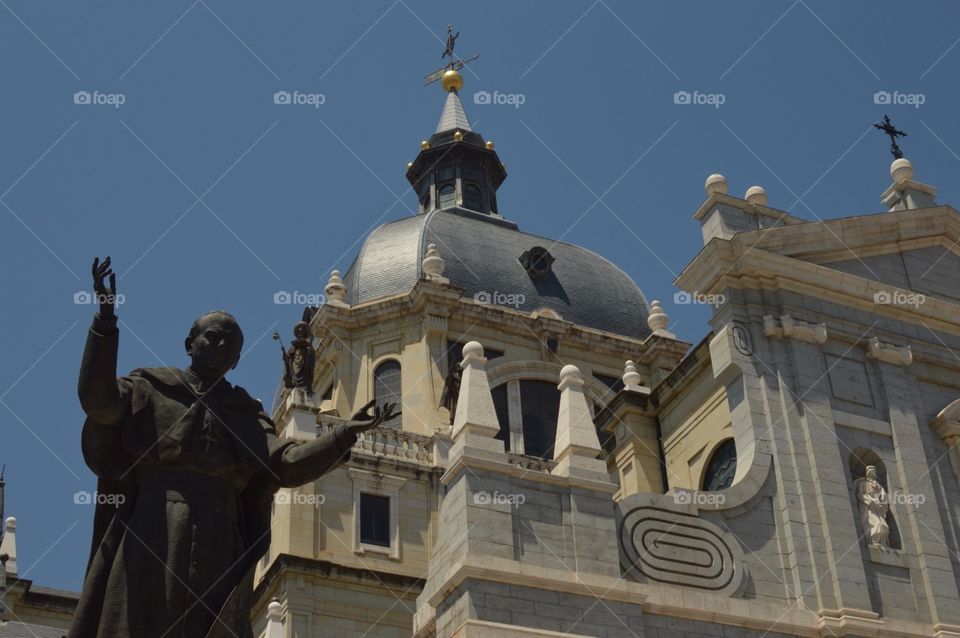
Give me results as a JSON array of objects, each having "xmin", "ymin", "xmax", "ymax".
[{"xmin": 1, "ymin": 1, "xmax": 959, "ymax": 591}]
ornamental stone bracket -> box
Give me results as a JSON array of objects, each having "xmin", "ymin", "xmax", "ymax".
[
  {"xmin": 422, "ymin": 301, "xmax": 450, "ymax": 339},
  {"xmin": 866, "ymin": 336, "xmax": 913, "ymax": 367},
  {"xmin": 616, "ymin": 492, "xmax": 747, "ymax": 598},
  {"xmin": 763, "ymin": 313, "xmax": 827, "ymax": 345}
]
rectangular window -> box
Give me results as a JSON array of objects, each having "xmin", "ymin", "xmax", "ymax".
[{"xmin": 359, "ymin": 493, "xmax": 391, "ymax": 547}]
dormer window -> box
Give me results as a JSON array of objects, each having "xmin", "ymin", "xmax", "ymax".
[{"xmin": 519, "ymin": 246, "xmax": 555, "ymax": 279}]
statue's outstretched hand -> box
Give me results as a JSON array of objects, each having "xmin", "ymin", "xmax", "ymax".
[
  {"xmin": 346, "ymin": 399, "xmax": 400, "ymax": 435},
  {"xmin": 92, "ymin": 256, "xmax": 117, "ymax": 318}
]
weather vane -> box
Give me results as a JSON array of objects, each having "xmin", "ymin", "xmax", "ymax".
[
  {"xmin": 424, "ymin": 24, "xmax": 479, "ymax": 87},
  {"xmin": 874, "ymin": 114, "xmax": 907, "ymax": 160}
]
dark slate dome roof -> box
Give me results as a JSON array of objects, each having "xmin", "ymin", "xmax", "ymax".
[{"xmin": 341, "ymin": 208, "xmax": 651, "ymax": 339}]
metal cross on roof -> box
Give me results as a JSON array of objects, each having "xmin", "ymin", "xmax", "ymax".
[
  {"xmin": 874, "ymin": 114, "xmax": 908, "ymax": 159},
  {"xmin": 424, "ymin": 24, "xmax": 479, "ymax": 86}
]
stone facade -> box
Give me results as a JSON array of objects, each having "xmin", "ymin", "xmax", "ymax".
[{"xmin": 252, "ymin": 154, "xmax": 960, "ymax": 638}]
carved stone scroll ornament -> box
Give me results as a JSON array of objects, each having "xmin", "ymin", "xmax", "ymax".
[{"xmin": 617, "ymin": 498, "xmax": 746, "ymax": 597}]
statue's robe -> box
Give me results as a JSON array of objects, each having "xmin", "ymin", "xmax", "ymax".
[{"xmin": 69, "ymin": 317, "xmax": 356, "ymax": 638}]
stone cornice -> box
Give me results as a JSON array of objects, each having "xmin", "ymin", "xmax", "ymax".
[
  {"xmin": 676, "ymin": 240, "xmax": 960, "ymax": 336},
  {"xmin": 310, "ymin": 276, "xmax": 683, "ymax": 359},
  {"xmin": 692, "ymin": 192, "xmax": 806, "ymax": 226},
  {"xmin": 724, "ymin": 204, "xmax": 958, "ymax": 260},
  {"xmin": 420, "ymin": 557, "xmax": 954, "ymax": 638},
  {"xmin": 253, "ymin": 553, "xmax": 424, "ymax": 606},
  {"xmin": 442, "ymin": 453, "xmax": 618, "ymax": 494}
]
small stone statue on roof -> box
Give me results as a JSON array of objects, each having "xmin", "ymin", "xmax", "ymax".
[
  {"xmin": 439, "ymin": 361, "xmax": 462, "ymax": 424},
  {"xmin": 274, "ymin": 321, "xmax": 315, "ymax": 391}
]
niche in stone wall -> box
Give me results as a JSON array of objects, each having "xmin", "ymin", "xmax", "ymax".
[{"xmin": 848, "ymin": 449, "xmax": 901, "ymax": 550}]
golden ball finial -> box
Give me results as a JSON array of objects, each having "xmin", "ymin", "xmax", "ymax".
[
  {"xmin": 420, "ymin": 140, "xmax": 430, "ymax": 150},
  {"xmin": 440, "ymin": 69, "xmax": 463, "ymax": 93},
  {"xmin": 407, "ymin": 162, "xmax": 413, "ymax": 169},
  {"xmin": 485, "ymin": 140, "xmax": 495, "ymax": 150},
  {"xmin": 453, "ymin": 130, "xmax": 463, "ymax": 142}
]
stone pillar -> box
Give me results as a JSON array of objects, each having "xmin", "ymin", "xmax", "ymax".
[
  {"xmin": 875, "ymin": 359, "xmax": 960, "ymax": 627},
  {"xmin": 776, "ymin": 336, "xmax": 875, "ymax": 617},
  {"xmin": 451, "ymin": 341, "xmax": 505, "ymax": 461},
  {"xmin": 552, "ymin": 365, "xmax": 620, "ymax": 579},
  {"xmin": 264, "ymin": 599, "xmax": 285, "ymax": 638},
  {"xmin": 275, "ymin": 390, "xmax": 318, "ymax": 442},
  {"xmin": 552, "ymin": 364, "xmax": 607, "ymax": 483},
  {"xmin": 417, "ymin": 341, "xmax": 513, "ymax": 636}
]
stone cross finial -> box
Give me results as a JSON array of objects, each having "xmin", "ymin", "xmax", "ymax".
[{"xmin": 324, "ymin": 270, "xmax": 347, "ymax": 304}]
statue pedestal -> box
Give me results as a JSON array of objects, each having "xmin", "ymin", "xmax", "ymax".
[{"xmin": 276, "ymin": 389, "xmax": 318, "ymax": 441}]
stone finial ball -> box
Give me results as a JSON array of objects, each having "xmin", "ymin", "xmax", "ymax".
[
  {"xmin": 462, "ymin": 341, "xmax": 484, "ymax": 359},
  {"xmin": 890, "ymin": 157, "xmax": 914, "ymax": 184},
  {"xmin": 559, "ymin": 364, "xmax": 582, "ymax": 383},
  {"xmin": 745, "ymin": 185, "xmax": 767, "ymax": 205},
  {"xmin": 705, "ymin": 174, "xmax": 728, "ymax": 195}
]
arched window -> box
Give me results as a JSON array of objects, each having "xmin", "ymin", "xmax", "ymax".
[
  {"xmin": 490, "ymin": 384, "xmax": 511, "ymax": 451},
  {"xmin": 702, "ymin": 439, "xmax": 737, "ymax": 491},
  {"xmin": 437, "ymin": 184, "xmax": 456, "ymax": 209},
  {"xmin": 373, "ymin": 360, "xmax": 402, "ymax": 420},
  {"xmin": 462, "ymin": 183, "xmax": 483, "ymax": 211}
]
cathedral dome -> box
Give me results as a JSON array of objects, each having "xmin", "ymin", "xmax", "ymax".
[
  {"xmin": 340, "ymin": 63, "xmax": 650, "ymax": 340},
  {"xmin": 341, "ymin": 208, "xmax": 651, "ymax": 339}
]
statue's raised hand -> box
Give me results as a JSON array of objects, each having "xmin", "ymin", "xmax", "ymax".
[
  {"xmin": 346, "ymin": 399, "xmax": 400, "ymax": 435},
  {"xmin": 92, "ymin": 256, "xmax": 117, "ymax": 318}
]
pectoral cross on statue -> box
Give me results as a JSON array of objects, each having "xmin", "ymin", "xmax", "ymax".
[{"xmin": 874, "ymin": 114, "xmax": 907, "ymax": 159}]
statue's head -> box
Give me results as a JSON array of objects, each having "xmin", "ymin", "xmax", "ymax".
[
  {"xmin": 185, "ymin": 311, "xmax": 244, "ymax": 380},
  {"xmin": 865, "ymin": 465, "xmax": 878, "ymax": 479},
  {"xmin": 293, "ymin": 321, "xmax": 310, "ymax": 341}
]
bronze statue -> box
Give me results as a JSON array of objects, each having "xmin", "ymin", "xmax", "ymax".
[
  {"xmin": 439, "ymin": 361, "xmax": 462, "ymax": 424},
  {"xmin": 70, "ymin": 257, "xmax": 397, "ymax": 638},
  {"xmin": 273, "ymin": 321, "xmax": 315, "ymax": 391}
]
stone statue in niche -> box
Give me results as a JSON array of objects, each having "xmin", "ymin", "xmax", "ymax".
[
  {"xmin": 274, "ymin": 320, "xmax": 315, "ymax": 391},
  {"xmin": 855, "ymin": 465, "xmax": 891, "ymax": 548},
  {"xmin": 71, "ymin": 257, "xmax": 398, "ymax": 638}
]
